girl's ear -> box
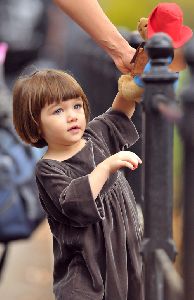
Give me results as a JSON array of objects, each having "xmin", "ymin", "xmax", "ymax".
[
  {"xmin": 38, "ymin": 127, "xmax": 44, "ymax": 139},
  {"xmin": 37, "ymin": 121, "xmax": 44, "ymax": 138},
  {"xmin": 37, "ymin": 119, "xmax": 42, "ymax": 135},
  {"xmin": 30, "ymin": 136, "xmax": 39, "ymax": 143}
]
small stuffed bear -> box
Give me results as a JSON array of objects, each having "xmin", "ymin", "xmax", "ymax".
[
  {"xmin": 137, "ymin": 17, "xmax": 148, "ymax": 41},
  {"xmin": 118, "ymin": 17, "xmax": 148, "ymax": 103},
  {"xmin": 118, "ymin": 3, "xmax": 193, "ymax": 103}
]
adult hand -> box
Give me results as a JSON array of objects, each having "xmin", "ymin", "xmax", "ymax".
[{"xmin": 110, "ymin": 45, "xmax": 136, "ymax": 74}]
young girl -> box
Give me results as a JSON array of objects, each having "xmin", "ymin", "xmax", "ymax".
[{"xmin": 12, "ymin": 69, "xmax": 144, "ymax": 300}]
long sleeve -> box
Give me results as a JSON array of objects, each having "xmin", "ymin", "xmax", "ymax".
[
  {"xmin": 36, "ymin": 161, "xmax": 104, "ymax": 227},
  {"xmin": 85, "ymin": 108, "xmax": 139, "ymax": 155}
]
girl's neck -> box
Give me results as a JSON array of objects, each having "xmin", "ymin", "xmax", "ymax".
[{"xmin": 44, "ymin": 138, "xmax": 86, "ymax": 161}]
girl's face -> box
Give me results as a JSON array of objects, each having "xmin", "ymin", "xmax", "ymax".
[{"xmin": 40, "ymin": 97, "xmax": 86, "ymax": 150}]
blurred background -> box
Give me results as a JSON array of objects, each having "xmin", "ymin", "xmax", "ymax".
[{"xmin": 0, "ymin": 0, "xmax": 193, "ymax": 299}]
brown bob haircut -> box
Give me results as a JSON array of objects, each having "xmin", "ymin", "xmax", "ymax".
[{"xmin": 13, "ymin": 69, "xmax": 90, "ymax": 148}]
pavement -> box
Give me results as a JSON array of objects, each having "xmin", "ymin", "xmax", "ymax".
[{"xmin": 0, "ymin": 220, "xmax": 55, "ymax": 300}]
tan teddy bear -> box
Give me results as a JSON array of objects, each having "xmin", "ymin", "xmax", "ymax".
[
  {"xmin": 118, "ymin": 3, "xmax": 193, "ymax": 103},
  {"xmin": 137, "ymin": 17, "xmax": 148, "ymax": 41},
  {"xmin": 118, "ymin": 18, "xmax": 148, "ymax": 103}
]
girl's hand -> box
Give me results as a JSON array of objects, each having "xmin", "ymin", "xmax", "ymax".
[
  {"xmin": 89, "ymin": 151, "xmax": 142, "ymax": 200},
  {"xmin": 102, "ymin": 151, "xmax": 142, "ymax": 175}
]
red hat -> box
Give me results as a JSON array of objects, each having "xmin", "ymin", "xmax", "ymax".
[{"xmin": 147, "ymin": 3, "xmax": 193, "ymax": 48}]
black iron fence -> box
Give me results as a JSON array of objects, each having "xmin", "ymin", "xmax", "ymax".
[
  {"xmin": 140, "ymin": 33, "xmax": 194, "ymax": 300},
  {"xmin": 140, "ymin": 33, "xmax": 178, "ymax": 300},
  {"xmin": 64, "ymin": 29, "xmax": 194, "ymax": 300}
]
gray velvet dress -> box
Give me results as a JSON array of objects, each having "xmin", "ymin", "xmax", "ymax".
[{"xmin": 35, "ymin": 109, "xmax": 144, "ymax": 300}]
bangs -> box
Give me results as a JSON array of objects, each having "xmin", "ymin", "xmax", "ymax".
[
  {"xmin": 28, "ymin": 70, "xmax": 86, "ymax": 122},
  {"xmin": 36, "ymin": 70, "xmax": 84, "ymax": 107}
]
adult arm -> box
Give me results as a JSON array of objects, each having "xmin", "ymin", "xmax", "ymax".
[{"xmin": 53, "ymin": 0, "xmax": 135, "ymax": 73}]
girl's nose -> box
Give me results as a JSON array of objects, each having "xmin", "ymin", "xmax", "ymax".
[{"xmin": 67, "ymin": 110, "xmax": 78, "ymax": 122}]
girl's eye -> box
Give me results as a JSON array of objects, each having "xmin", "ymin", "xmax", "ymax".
[
  {"xmin": 74, "ymin": 103, "xmax": 82, "ymax": 109},
  {"xmin": 54, "ymin": 108, "xmax": 63, "ymax": 114}
]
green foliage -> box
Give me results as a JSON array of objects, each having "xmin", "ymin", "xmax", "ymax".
[{"xmin": 100, "ymin": 0, "xmax": 194, "ymax": 30}]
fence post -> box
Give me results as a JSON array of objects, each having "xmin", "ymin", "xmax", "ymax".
[
  {"xmin": 140, "ymin": 33, "xmax": 178, "ymax": 300},
  {"xmin": 179, "ymin": 37, "xmax": 194, "ymax": 300}
]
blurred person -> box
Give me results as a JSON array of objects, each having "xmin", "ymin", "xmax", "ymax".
[
  {"xmin": 0, "ymin": 0, "xmax": 50, "ymax": 86},
  {"xmin": 0, "ymin": 43, "xmax": 11, "ymax": 122}
]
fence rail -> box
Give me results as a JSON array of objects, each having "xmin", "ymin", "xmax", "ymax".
[{"xmin": 155, "ymin": 249, "xmax": 184, "ymax": 300}]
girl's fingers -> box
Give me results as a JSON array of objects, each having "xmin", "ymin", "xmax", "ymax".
[
  {"xmin": 125, "ymin": 151, "xmax": 142, "ymax": 164},
  {"xmin": 122, "ymin": 161, "xmax": 134, "ymax": 170},
  {"xmin": 130, "ymin": 154, "xmax": 142, "ymax": 165},
  {"xmin": 132, "ymin": 154, "xmax": 142, "ymax": 164},
  {"xmin": 129, "ymin": 158, "xmax": 142, "ymax": 169},
  {"xmin": 127, "ymin": 157, "xmax": 139, "ymax": 168},
  {"xmin": 118, "ymin": 151, "xmax": 142, "ymax": 166}
]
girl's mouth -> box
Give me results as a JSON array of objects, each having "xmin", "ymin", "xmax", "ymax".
[{"xmin": 68, "ymin": 125, "xmax": 81, "ymax": 132}]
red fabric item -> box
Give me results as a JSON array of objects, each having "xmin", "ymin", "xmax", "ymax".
[{"xmin": 148, "ymin": 2, "xmax": 193, "ymax": 48}]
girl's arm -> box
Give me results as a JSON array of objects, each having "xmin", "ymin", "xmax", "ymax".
[
  {"xmin": 88, "ymin": 151, "xmax": 142, "ymax": 199},
  {"xmin": 53, "ymin": 0, "xmax": 135, "ymax": 73},
  {"xmin": 111, "ymin": 92, "xmax": 136, "ymax": 119}
]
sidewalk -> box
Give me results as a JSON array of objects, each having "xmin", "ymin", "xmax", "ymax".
[{"xmin": 0, "ymin": 220, "xmax": 55, "ymax": 300}]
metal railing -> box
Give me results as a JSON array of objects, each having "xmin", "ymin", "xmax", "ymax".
[
  {"xmin": 141, "ymin": 33, "xmax": 194, "ymax": 300},
  {"xmin": 155, "ymin": 249, "xmax": 184, "ymax": 300}
]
